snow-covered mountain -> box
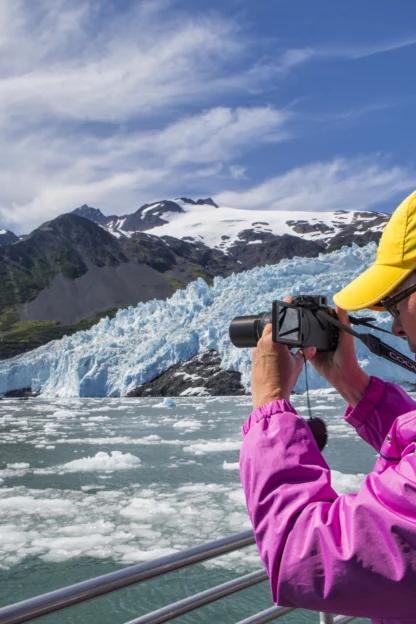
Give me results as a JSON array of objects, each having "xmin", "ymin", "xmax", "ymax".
[
  {"xmin": 0, "ymin": 242, "xmax": 413, "ymax": 398},
  {"xmin": 74, "ymin": 198, "xmax": 389, "ymax": 253}
]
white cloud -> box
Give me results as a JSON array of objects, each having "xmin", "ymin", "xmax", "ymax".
[
  {"xmin": 229, "ymin": 165, "xmax": 247, "ymax": 180},
  {"xmin": 337, "ymin": 35, "xmax": 416, "ymax": 60},
  {"xmin": 0, "ymin": 0, "xmax": 278, "ymax": 124},
  {"xmin": 0, "ymin": 1, "xmax": 413, "ymax": 233},
  {"xmin": 134, "ymin": 106, "xmax": 290, "ymax": 165},
  {"xmin": 215, "ymin": 158, "xmax": 415, "ymax": 212},
  {"xmin": 289, "ymin": 35, "xmax": 416, "ymax": 67},
  {"xmin": 0, "ymin": 0, "xmax": 301, "ymax": 232},
  {"xmin": 0, "ymin": 105, "xmax": 289, "ymax": 231}
]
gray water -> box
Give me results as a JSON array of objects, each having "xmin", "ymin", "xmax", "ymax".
[{"xmin": 0, "ymin": 393, "xmax": 378, "ymax": 623}]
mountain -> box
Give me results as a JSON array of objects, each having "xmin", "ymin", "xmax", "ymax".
[
  {"xmin": 0, "ymin": 196, "xmax": 391, "ymax": 360},
  {"xmin": 72, "ymin": 198, "xmax": 219, "ymax": 234},
  {"xmin": 72, "ymin": 204, "xmax": 108, "ymax": 225},
  {"xmin": 0, "ymin": 213, "xmax": 240, "ymax": 359},
  {"xmin": 0, "ymin": 229, "xmax": 19, "ymax": 246},
  {"xmin": 72, "ymin": 198, "xmax": 388, "ymax": 254},
  {"xmin": 0, "ymin": 243, "xmax": 412, "ymax": 398}
]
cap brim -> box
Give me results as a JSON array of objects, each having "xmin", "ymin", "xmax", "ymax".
[{"xmin": 333, "ymin": 264, "xmax": 415, "ymax": 311}]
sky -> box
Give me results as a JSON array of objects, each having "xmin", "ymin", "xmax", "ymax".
[{"xmin": 1, "ymin": 0, "xmax": 416, "ymax": 234}]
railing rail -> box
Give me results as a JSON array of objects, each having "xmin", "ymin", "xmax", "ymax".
[
  {"xmin": 0, "ymin": 530, "xmax": 360, "ymax": 624},
  {"xmin": 124, "ymin": 569, "xmax": 268, "ymax": 624}
]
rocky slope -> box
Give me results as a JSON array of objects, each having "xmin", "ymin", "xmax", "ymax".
[
  {"xmin": 127, "ymin": 351, "xmax": 246, "ymax": 397},
  {"xmin": 0, "ymin": 213, "xmax": 240, "ymax": 358}
]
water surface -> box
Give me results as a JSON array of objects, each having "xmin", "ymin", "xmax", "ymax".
[{"xmin": 0, "ymin": 394, "xmax": 379, "ymax": 623}]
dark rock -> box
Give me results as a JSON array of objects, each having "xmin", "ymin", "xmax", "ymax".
[
  {"xmin": 128, "ymin": 350, "xmax": 247, "ymax": 397},
  {"xmin": 180, "ymin": 197, "xmax": 219, "ymax": 208},
  {"xmin": 326, "ymin": 229, "xmax": 383, "ymax": 251},
  {"xmin": 229, "ymin": 232, "xmax": 325, "ymax": 271},
  {"xmin": 3, "ymin": 388, "xmax": 39, "ymax": 398},
  {"xmin": 196, "ymin": 198, "xmax": 218, "ymax": 208},
  {"xmin": 325, "ymin": 211, "xmax": 389, "ymax": 251},
  {"xmin": 286, "ymin": 220, "xmax": 335, "ymax": 235},
  {"xmin": 159, "ymin": 235, "xmax": 241, "ymax": 277},
  {"xmin": 72, "ymin": 205, "xmax": 107, "ymax": 225}
]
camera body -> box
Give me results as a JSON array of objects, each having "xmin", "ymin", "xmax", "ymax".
[
  {"xmin": 273, "ymin": 295, "xmax": 338, "ymax": 351},
  {"xmin": 229, "ymin": 295, "xmax": 339, "ymax": 351}
]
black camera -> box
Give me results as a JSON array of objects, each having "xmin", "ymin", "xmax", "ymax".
[
  {"xmin": 230, "ymin": 294, "xmax": 416, "ymax": 453},
  {"xmin": 229, "ymin": 295, "xmax": 339, "ymax": 351}
]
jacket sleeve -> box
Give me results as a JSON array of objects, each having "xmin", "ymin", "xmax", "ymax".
[
  {"xmin": 344, "ymin": 375, "xmax": 416, "ymax": 451},
  {"xmin": 240, "ymin": 400, "xmax": 416, "ymax": 620}
]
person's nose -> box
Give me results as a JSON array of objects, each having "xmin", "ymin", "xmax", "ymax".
[{"xmin": 391, "ymin": 316, "xmax": 406, "ymax": 338}]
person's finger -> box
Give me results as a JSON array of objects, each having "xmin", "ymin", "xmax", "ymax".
[
  {"xmin": 302, "ymin": 346, "xmax": 317, "ymax": 361},
  {"xmin": 293, "ymin": 348, "xmax": 308, "ymax": 372},
  {"xmin": 283, "ymin": 296, "xmax": 293, "ymax": 303},
  {"xmin": 335, "ymin": 305, "xmax": 351, "ymax": 327},
  {"xmin": 335, "ymin": 305, "xmax": 355, "ymax": 345},
  {"xmin": 262, "ymin": 323, "xmax": 273, "ymax": 337}
]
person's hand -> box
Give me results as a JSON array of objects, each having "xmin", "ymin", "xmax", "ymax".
[
  {"xmin": 251, "ymin": 323, "xmax": 315, "ymax": 409},
  {"xmin": 307, "ymin": 305, "xmax": 370, "ymax": 407}
]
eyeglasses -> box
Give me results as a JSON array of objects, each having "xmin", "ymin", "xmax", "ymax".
[{"xmin": 380, "ymin": 283, "xmax": 416, "ymax": 318}]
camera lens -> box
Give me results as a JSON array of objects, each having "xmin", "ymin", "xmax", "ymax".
[{"xmin": 229, "ymin": 312, "xmax": 271, "ymax": 348}]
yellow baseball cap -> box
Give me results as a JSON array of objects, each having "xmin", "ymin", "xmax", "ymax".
[{"xmin": 333, "ymin": 190, "xmax": 416, "ymax": 311}]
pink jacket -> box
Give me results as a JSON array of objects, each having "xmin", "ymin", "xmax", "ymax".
[{"xmin": 240, "ymin": 376, "xmax": 416, "ymax": 624}]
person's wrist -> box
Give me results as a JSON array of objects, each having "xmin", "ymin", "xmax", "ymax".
[
  {"xmin": 252, "ymin": 392, "xmax": 288, "ymax": 410},
  {"xmin": 331, "ymin": 369, "xmax": 370, "ymax": 408}
]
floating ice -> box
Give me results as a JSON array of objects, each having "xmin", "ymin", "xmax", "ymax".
[
  {"xmin": 223, "ymin": 461, "xmax": 239, "ymax": 470},
  {"xmin": 60, "ymin": 451, "xmax": 142, "ymax": 473},
  {"xmin": 0, "ymin": 243, "xmax": 412, "ymax": 397},
  {"xmin": 331, "ymin": 469, "xmax": 366, "ymax": 493},
  {"xmin": 153, "ymin": 398, "xmax": 177, "ymax": 408},
  {"xmin": 172, "ymin": 419, "xmax": 202, "ymax": 431},
  {"xmin": 184, "ymin": 440, "xmax": 241, "ymax": 455}
]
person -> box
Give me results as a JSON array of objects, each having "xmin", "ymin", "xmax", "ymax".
[{"xmin": 240, "ymin": 190, "xmax": 416, "ymax": 624}]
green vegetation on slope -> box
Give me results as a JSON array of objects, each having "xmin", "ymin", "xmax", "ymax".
[{"xmin": 0, "ymin": 309, "xmax": 119, "ymax": 360}]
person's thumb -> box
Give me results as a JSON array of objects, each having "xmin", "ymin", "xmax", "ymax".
[{"xmin": 294, "ymin": 347, "xmax": 316, "ymax": 370}]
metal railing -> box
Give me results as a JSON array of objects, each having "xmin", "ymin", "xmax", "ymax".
[{"xmin": 0, "ymin": 530, "xmax": 359, "ymax": 624}]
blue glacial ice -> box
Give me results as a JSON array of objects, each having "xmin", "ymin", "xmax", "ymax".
[{"xmin": 0, "ymin": 243, "xmax": 413, "ymax": 397}]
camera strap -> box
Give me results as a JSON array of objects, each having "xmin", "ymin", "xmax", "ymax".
[
  {"xmin": 348, "ymin": 315, "xmax": 394, "ymax": 336},
  {"xmin": 317, "ymin": 311, "xmax": 416, "ymax": 374}
]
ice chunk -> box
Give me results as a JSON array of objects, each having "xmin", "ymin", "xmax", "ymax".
[
  {"xmin": 331, "ymin": 469, "xmax": 366, "ymax": 493},
  {"xmin": 60, "ymin": 451, "xmax": 141, "ymax": 472},
  {"xmin": 153, "ymin": 398, "xmax": 177, "ymax": 408},
  {"xmin": 223, "ymin": 461, "xmax": 239, "ymax": 470}
]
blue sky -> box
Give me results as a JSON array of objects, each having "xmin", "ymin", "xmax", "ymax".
[{"xmin": 1, "ymin": 0, "xmax": 415, "ymax": 233}]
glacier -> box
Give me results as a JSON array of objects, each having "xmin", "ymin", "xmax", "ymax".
[{"xmin": 0, "ymin": 242, "xmax": 414, "ymax": 398}]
